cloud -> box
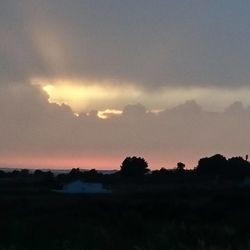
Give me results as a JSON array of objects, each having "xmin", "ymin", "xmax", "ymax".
[
  {"xmin": 1, "ymin": 1, "xmax": 250, "ymax": 88},
  {"xmin": 0, "ymin": 85, "xmax": 250, "ymax": 169},
  {"xmin": 33, "ymin": 79, "xmax": 250, "ymax": 112},
  {"xmin": 1, "ymin": 1, "xmax": 250, "ymax": 169}
]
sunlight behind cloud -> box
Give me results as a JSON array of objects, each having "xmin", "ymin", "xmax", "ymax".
[
  {"xmin": 33, "ymin": 78, "xmax": 141, "ymax": 112},
  {"xmin": 97, "ymin": 109, "xmax": 123, "ymax": 119},
  {"xmin": 32, "ymin": 78, "xmax": 250, "ymax": 113}
]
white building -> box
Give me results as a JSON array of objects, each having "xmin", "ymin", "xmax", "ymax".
[{"xmin": 59, "ymin": 180, "xmax": 110, "ymax": 194}]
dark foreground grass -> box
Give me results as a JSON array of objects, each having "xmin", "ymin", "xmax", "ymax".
[{"xmin": 1, "ymin": 187, "xmax": 250, "ymax": 250}]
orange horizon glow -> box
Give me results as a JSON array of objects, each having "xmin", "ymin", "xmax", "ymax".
[
  {"xmin": 0, "ymin": 153, "xmax": 198, "ymax": 170},
  {"xmin": 0, "ymin": 155, "xmax": 122, "ymax": 170}
]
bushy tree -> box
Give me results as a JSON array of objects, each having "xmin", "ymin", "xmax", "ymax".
[
  {"xmin": 177, "ymin": 162, "xmax": 185, "ymax": 171},
  {"xmin": 227, "ymin": 157, "xmax": 250, "ymax": 178},
  {"xmin": 196, "ymin": 154, "xmax": 227, "ymax": 175},
  {"xmin": 120, "ymin": 156, "xmax": 149, "ymax": 177},
  {"xmin": 69, "ymin": 168, "xmax": 82, "ymax": 180},
  {"xmin": 196, "ymin": 154, "xmax": 250, "ymax": 179}
]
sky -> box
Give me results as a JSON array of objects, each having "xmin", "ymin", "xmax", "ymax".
[{"xmin": 1, "ymin": 1, "xmax": 250, "ymax": 169}]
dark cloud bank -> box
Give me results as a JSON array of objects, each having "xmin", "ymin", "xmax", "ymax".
[{"xmin": 1, "ymin": 0, "xmax": 250, "ymax": 88}]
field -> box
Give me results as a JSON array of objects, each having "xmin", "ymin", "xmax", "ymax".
[{"xmin": 1, "ymin": 186, "xmax": 250, "ymax": 250}]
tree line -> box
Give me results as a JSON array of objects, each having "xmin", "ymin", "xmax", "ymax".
[{"xmin": 0, "ymin": 154, "xmax": 250, "ymax": 188}]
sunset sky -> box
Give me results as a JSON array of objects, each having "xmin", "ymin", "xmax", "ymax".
[{"xmin": 1, "ymin": 1, "xmax": 250, "ymax": 169}]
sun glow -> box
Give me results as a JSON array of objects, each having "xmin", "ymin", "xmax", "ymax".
[
  {"xmin": 32, "ymin": 77, "xmax": 250, "ymax": 114},
  {"xmin": 97, "ymin": 109, "xmax": 123, "ymax": 119},
  {"xmin": 33, "ymin": 78, "xmax": 141, "ymax": 112}
]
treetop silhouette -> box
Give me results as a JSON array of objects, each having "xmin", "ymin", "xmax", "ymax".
[{"xmin": 120, "ymin": 156, "xmax": 149, "ymax": 177}]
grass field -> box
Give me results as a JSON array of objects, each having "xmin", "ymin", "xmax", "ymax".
[{"xmin": 1, "ymin": 186, "xmax": 250, "ymax": 250}]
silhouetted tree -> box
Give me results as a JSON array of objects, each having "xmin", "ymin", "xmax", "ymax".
[
  {"xmin": 196, "ymin": 154, "xmax": 250, "ymax": 179},
  {"xmin": 120, "ymin": 156, "xmax": 149, "ymax": 177},
  {"xmin": 11, "ymin": 170, "xmax": 20, "ymax": 178},
  {"xmin": 227, "ymin": 157, "xmax": 250, "ymax": 179},
  {"xmin": 69, "ymin": 168, "xmax": 82, "ymax": 180},
  {"xmin": 83, "ymin": 169, "xmax": 103, "ymax": 182},
  {"xmin": 44, "ymin": 171, "xmax": 54, "ymax": 180},
  {"xmin": 34, "ymin": 170, "xmax": 43, "ymax": 177},
  {"xmin": 88, "ymin": 169, "xmax": 98, "ymax": 176},
  {"xmin": 177, "ymin": 162, "xmax": 185, "ymax": 171},
  {"xmin": 196, "ymin": 154, "xmax": 227, "ymax": 176},
  {"xmin": 20, "ymin": 169, "xmax": 29, "ymax": 178},
  {"xmin": 157, "ymin": 167, "xmax": 170, "ymax": 175},
  {"xmin": 0, "ymin": 170, "xmax": 6, "ymax": 178}
]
